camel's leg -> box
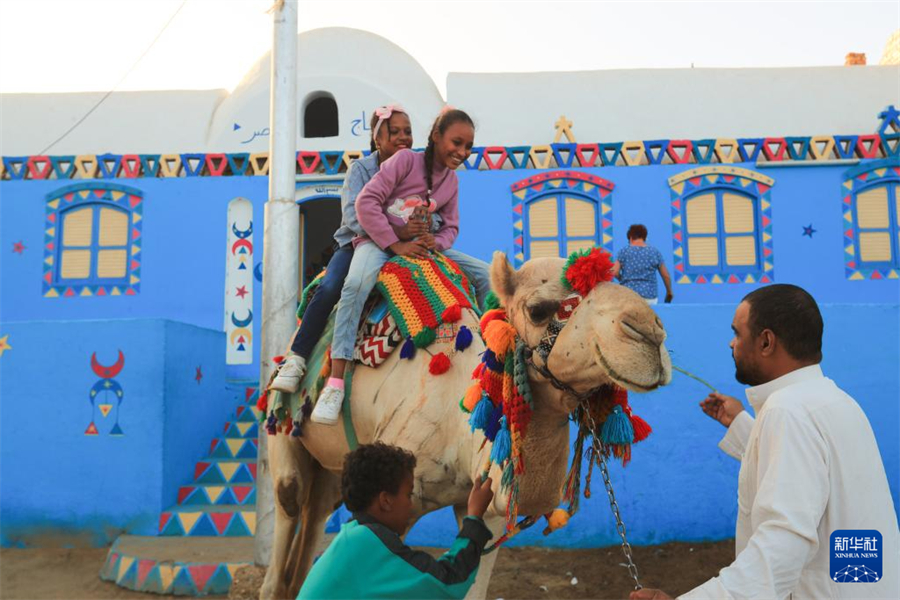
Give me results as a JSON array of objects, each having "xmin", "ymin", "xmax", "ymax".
[
  {"xmin": 285, "ymin": 464, "xmax": 342, "ymax": 598},
  {"xmin": 453, "ymin": 506, "xmax": 502, "ymax": 600},
  {"xmin": 259, "ymin": 436, "xmax": 314, "ymax": 600}
]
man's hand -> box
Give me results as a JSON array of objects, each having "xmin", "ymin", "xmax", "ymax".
[
  {"xmin": 389, "ymin": 240, "xmax": 430, "ymax": 259},
  {"xmin": 700, "ymin": 392, "xmax": 744, "ymax": 427},
  {"xmin": 467, "ymin": 476, "xmax": 494, "ymax": 519},
  {"xmin": 630, "ymin": 588, "xmax": 672, "ymax": 600},
  {"xmin": 664, "ymin": 292, "xmax": 673, "ymax": 303}
]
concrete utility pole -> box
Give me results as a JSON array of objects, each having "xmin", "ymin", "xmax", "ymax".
[{"xmin": 256, "ymin": 0, "xmax": 298, "ymax": 567}]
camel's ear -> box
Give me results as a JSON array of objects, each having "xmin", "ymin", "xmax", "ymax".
[{"xmin": 490, "ymin": 251, "xmax": 517, "ymax": 306}]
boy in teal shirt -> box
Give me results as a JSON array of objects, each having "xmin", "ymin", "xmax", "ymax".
[{"xmin": 298, "ymin": 442, "xmax": 494, "ymax": 600}]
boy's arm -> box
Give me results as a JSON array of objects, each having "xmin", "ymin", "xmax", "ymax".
[
  {"xmin": 365, "ymin": 517, "xmax": 492, "ymax": 599},
  {"xmin": 340, "ymin": 161, "xmax": 368, "ymax": 238}
]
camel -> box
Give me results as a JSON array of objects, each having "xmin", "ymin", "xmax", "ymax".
[{"xmin": 259, "ymin": 251, "xmax": 672, "ymax": 599}]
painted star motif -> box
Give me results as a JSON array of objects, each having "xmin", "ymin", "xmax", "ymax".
[
  {"xmin": 195, "ymin": 366, "xmax": 203, "ymax": 384},
  {"xmin": 235, "ymin": 285, "xmax": 248, "ymax": 299},
  {"xmin": 802, "ymin": 224, "xmax": 817, "ymax": 238},
  {"xmin": 12, "ymin": 241, "xmax": 25, "ymax": 254},
  {"xmin": 0, "ymin": 335, "xmax": 11, "ymax": 357}
]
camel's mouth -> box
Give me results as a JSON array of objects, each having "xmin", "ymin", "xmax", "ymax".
[{"xmin": 593, "ymin": 341, "xmax": 664, "ymax": 393}]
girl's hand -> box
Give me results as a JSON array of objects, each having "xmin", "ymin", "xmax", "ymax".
[
  {"xmin": 389, "ymin": 240, "xmax": 430, "ymax": 259},
  {"xmin": 393, "ymin": 219, "xmax": 429, "ymax": 241},
  {"xmin": 418, "ymin": 233, "xmax": 437, "ymax": 251}
]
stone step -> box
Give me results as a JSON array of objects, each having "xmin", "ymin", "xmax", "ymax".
[
  {"xmin": 192, "ymin": 458, "xmax": 256, "ymax": 485},
  {"xmin": 159, "ymin": 505, "xmax": 256, "ymax": 537},
  {"xmin": 177, "ymin": 483, "xmax": 256, "ymax": 507},
  {"xmin": 207, "ymin": 436, "xmax": 258, "ymax": 460},
  {"xmin": 100, "ymin": 535, "xmax": 254, "ymax": 596}
]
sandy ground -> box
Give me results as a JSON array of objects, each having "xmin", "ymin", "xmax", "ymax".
[{"xmin": 1, "ymin": 540, "xmax": 733, "ymax": 600}]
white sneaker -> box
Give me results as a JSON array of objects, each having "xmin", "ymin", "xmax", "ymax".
[
  {"xmin": 269, "ymin": 355, "xmax": 307, "ymax": 393},
  {"xmin": 311, "ymin": 385, "xmax": 344, "ymax": 426}
]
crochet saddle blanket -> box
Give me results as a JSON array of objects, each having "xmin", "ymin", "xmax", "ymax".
[{"xmin": 263, "ymin": 252, "xmax": 479, "ymax": 436}]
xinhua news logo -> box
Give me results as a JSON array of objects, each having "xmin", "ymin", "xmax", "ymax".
[{"xmin": 830, "ymin": 530, "xmax": 882, "ymax": 583}]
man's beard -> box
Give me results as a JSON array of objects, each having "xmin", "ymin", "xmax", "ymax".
[{"xmin": 734, "ymin": 356, "xmax": 764, "ymax": 386}]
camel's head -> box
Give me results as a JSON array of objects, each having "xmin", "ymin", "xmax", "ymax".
[{"xmin": 490, "ymin": 251, "xmax": 671, "ymax": 412}]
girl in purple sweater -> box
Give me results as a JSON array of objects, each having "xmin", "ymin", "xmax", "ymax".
[{"xmin": 311, "ymin": 108, "xmax": 489, "ymax": 425}]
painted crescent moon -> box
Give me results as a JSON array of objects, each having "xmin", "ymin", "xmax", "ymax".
[
  {"xmin": 232, "ymin": 222, "xmax": 253, "ymax": 239},
  {"xmin": 91, "ymin": 350, "xmax": 125, "ymax": 379},
  {"xmin": 89, "ymin": 379, "xmax": 124, "ymax": 402},
  {"xmin": 254, "ymin": 262, "xmax": 263, "ymax": 282},
  {"xmin": 230, "ymin": 327, "xmax": 253, "ymax": 345},
  {"xmin": 231, "ymin": 238, "xmax": 253, "ymax": 255},
  {"xmin": 231, "ymin": 309, "xmax": 253, "ymax": 328}
]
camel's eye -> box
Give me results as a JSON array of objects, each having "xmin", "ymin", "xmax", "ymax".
[{"xmin": 527, "ymin": 300, "xmax": 558, "ymax": 324}]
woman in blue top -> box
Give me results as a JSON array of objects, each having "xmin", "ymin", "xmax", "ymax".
[{"xmin": 611, "ymin": 224, "xmax": 673, "ymax": 305}]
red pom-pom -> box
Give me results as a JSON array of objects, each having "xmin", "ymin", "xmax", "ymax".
[
  {"xmin": 441, "ymin": 304, "xmax": 462, "ymax": 323},
  {"xmin": 256, "ymin": 391, "xmax": 268, "ymax": 412},
  {"xmin": 563, "ymin": 247, "xmax": 614, "ymax": 296},
  {"xmin": 630, "ymin": 413, "xmax": 652, "ymax": 442},
  {"xmin": 273, "ymin": 355, "xmax": 285, "ymax": 365},
  {"xmin": 429, "ymin": 352, "xmax": 451, "ymax": 375},
  {"xmin": 472, "ymin": 362, "xmax": 486, "ymax": 379}
]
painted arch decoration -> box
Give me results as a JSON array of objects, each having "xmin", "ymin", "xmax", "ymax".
[
  {"xmin": 668, "ymin": 166, "xmax": 775, "ymax": 284},
  {"xmin": 510, "ymin": 171, "xmax": 615, "ymax": 268},
  {"xmin": 43, "ymin": 182, "xmax": 143, "ymax": 298},
  {"xmin": 842, "ymin": 157, "xmax": 900, "ymax": 281}
]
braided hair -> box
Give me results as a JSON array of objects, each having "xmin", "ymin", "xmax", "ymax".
[{"xmin": 423, "ymin": 109, "xmax": 474, "ymax": 199}]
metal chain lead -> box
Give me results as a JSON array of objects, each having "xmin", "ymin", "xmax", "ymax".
[{"xmin": 581, "ymin": 399, "xmax": 642, "ymax": 591}]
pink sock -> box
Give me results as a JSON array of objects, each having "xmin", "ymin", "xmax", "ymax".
[{"xmin": 327, "ymin": 377, "xmax": 345, "ymax": 391}]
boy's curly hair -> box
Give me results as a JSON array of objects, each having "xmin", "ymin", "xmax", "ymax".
[{"xmin": 341, "ymin": 442, "xmax": 417, "ymax": 512}]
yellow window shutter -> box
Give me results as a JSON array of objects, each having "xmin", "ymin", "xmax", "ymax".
[
  {"xmin": 857, "ymin": 186, "xmax": 889, "ymax": 229},
  {"xmin": 97, "ymin": 250, "xmax": 128, "ymax": 278},
  {"xmin": 566, "ymin": 239, "xmax": 594, "ymax": 257},
  {"xmin": 722, "ymin": 193, "xmax": 755, "ymax": 233},
  {"xmin": 60, "ymin": 249, "xmax": 92, "ymax": 279},
  {"xmin": 686, "ymin": 194, "xmax": 717, "ymax": 234},
  {"xmin": 725, "ymin": 236, "xmax": 757, "ymax": 265},
  {"xmin": 564, "ymin": 197, "xmax": 596, "ymax": 237},
  {"xmin": 859, "ymin": 232, "xmax": 892, "ymax": 262},
  {"xmin": 529, "ymin": 198, "xmax": 559, "ymax": 237},
  {"xmin": 687, "ymin": 237, "xmax": 719, "ymax": 266},
  {"xmin": 530, "ymin": 240, "xmax": 561, "ymax": 259},
  {"xmin": 62, "ymin": 207, "xmax": 93, "ymax": 247},
  {"xmin": 99, "ymin": 208, "xmax": 129, "ymax": 246}
]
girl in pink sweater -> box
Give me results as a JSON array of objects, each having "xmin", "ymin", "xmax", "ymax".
[{"xmin": 311, "ymin": 108, "xmax": 490, "ymax": 425}]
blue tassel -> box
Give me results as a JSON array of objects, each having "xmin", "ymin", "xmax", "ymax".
[
  {"xmin": 483, "ymin": 350, "xmax": 503, "ymax": 372},
  {"xmin": 265, "ymin": 413, "xmax": 278, "ymax": 435},
  {"xmin": 490, "ymin": 416, "xmax": 511, "ymax": 463},
  {"xmin": 290, "ymin": 420, "xmax": 303, "ymax": 437},
  {"xmin": 601, "ymin": 405, "xmax": 634, "ymax": 445},
  {"xmin": 301, "ymin": 400, "xmax": 312, "ymax": 419},
  {"xmin": 455, "ymin": 326, "xmax": 473, "ymax": 351},
  {"xmin": 468, "ymin": 394, "xmax": 493, "ymax": 432},
  {"xmin": 484, "ymin": 403, "xmax": 504, "ymax": 441},
  {"xmin": 400, "ymin": 336, "xmax": 415, "ymax": 360}
]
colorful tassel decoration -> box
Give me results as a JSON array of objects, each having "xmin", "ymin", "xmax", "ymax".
[
  {"xmin": 484, "ymin": 403, "xmax": 504, "ymax": 441},
  {"xmin": 479, "ymin": 308, "xmax": 507, "ymax": 332},
  {"xmin": 455, "ymin": 325, "xmax": 473, "ymax": 351},
  {"xmin": 413, "ymin": 328, "xmax": 436, "ymax": 348},
  {"xmin": 441, "ymin": 304, "xmax": 462, "ymax": 323},
  {"xmin": 301, "ymin": 399, "xmax": 313, "ymax": 419},
  {"xmin": 601, "ymin": 405, "xmax": 635, "ymax": 445},
  {"xmin": 483, "ymin": 291, "xmax": 501, "ymax": 311},
  {"xmin": 491, "ymin": 416, "xmax": 512, "ymax": 463},
  {"xmin": 273, "ymin": 355, "xmax": 285, "ymax": 365},
  {"xmin": 561, "ymin": 247, "xmax": 614, "ymax": 296},
  {"xmin": 400, "ymin": 336, "xmax": 416, "ymax": 359},
  {"xmin": 469, "ymin": 394, "xmax": 493, "ymax": 431},
  {"xmin": 256, "ymin": 391, "xmax": 268, "ymax": 413},
  {"xmin": 483, "ymin": 349, "xmax": 503, "ymax": 372},
  {"xmin": 290, "ymin": 420, "xmax": 302, "ymax": 437},
  {"xmin": 265, "ymin": 413, "xmax": 278, "ymax": 435},
  {"xmin": 484, "ymin": 319, "xmax": 516, "ymax": 358},
  {"xmin": 630, "ymin": 413, "xmax": 652, "ymax": 442},
  {"xmin": 429, "ymin": 352, "xmax": 451, "ymax": 375},
  {"xmin": 462, "ymin": 382, "xmax": 483, "ymax": 412}
]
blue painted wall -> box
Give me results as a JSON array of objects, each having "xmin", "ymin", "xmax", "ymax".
[
  {"xmin": 405, "ymin": 303, "xmax": 900, "ymax": 547},
  {"xmin": 0, "ymin": 319, "xmax": 232, "ymax": 547},
  {"xmin": 1, "ymin": 157, "xmax": 897, "ymax": 548}
]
